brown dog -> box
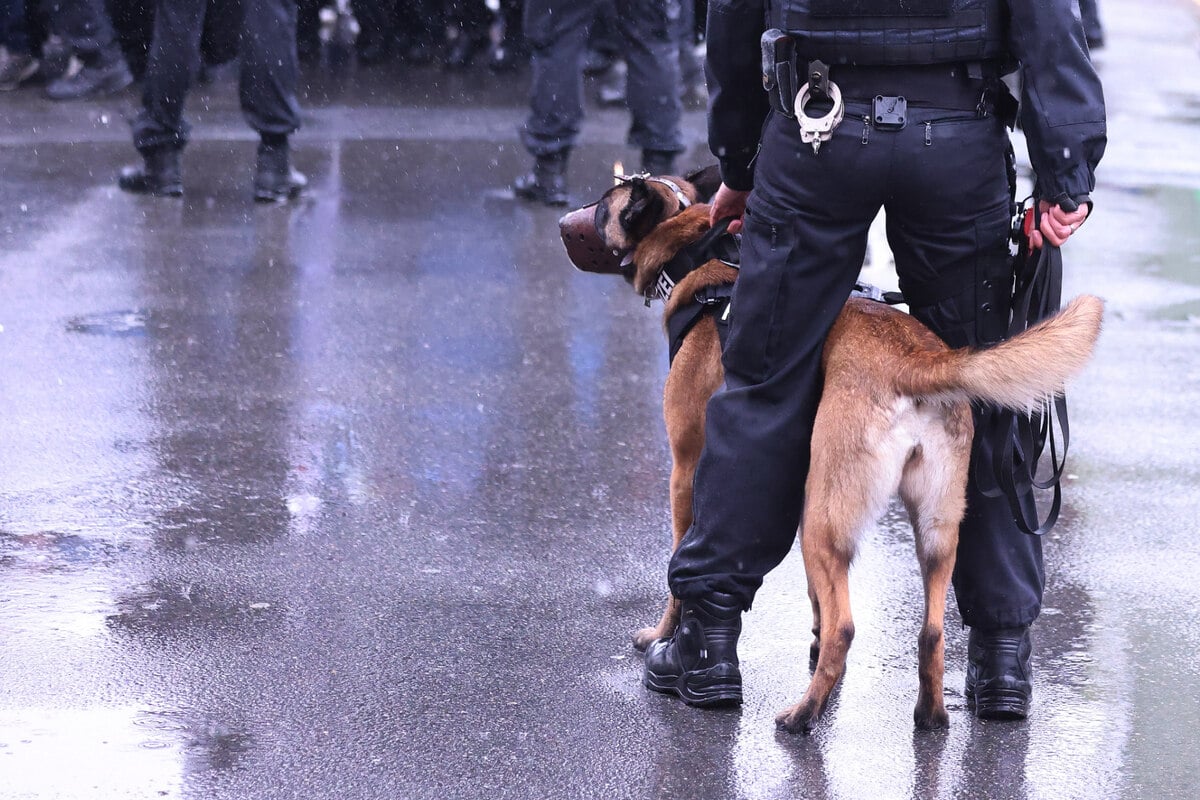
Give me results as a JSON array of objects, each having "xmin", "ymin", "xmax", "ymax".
[{"xmin": 561, "ymin": 169, "xmax": 1103, "ymax": 732}]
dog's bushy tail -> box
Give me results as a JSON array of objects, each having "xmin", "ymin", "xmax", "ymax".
[{"xmin": 898, "ymin": 294, "xmax": 1105, "ymax": 410}]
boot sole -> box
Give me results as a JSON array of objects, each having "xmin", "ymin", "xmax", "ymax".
[
  {"xmin": 254, "ymin": 185, "xmax": 305, "ymax": 203},
  {"xmin": 967, "ymin": 686, "xmax": 1030, "ymax": 720},
  {"xmin": 644, "ymin": 665, "xmax": 743, "ymax": 708},
  {"xmin": 513, "ymin": 187, "xmax": 568, "ymax": 207},
  {"xmin": 117, "ymin": 178, "xmax": 183, "ymax": 198}
]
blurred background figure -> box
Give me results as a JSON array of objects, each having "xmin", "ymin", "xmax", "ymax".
[
  {"xmin": 294, "ymin": 0, "xmax": 523, "ymax": 70},
  {"xmin": 0, "ymin": 0, "xmax": 40, "ymax": 90},
  {"xmin": 1078, "ymin": 0, "xmax": 1105, "ymax": 50},
  {"xmin": 117, "ymin": 0, "xmax": 305, "ymax": 202},
  {"xmin": 593, "ymin": 0, "xmax": 706, "ymax": 109},
  {"xmin": 38, "ymin": 0, "xmax": 132, "ymax": 99},
  {"xmin": 513, "ymin": 0, "xmax": 686, "ymax": 207},
  {"xmin": 442, "ymin": 0, "xmax": 491, "ymax": 69}
]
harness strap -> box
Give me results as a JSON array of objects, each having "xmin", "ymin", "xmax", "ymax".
[
  {"xmin": 650, "ymin": 217, "xmax": 738, "ymax": 303},
  {"xmin": 666, "ymin": 287, "xmax": 734, "ymax": 365}
]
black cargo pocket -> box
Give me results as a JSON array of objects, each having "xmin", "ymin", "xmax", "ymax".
[
  {"xmin": 974, "ymin": 203, "xmax": 1015, "ymax": 345},
  {"xmin": 722, "ymin": 198, "xmax": 795, "ymax": 384}
]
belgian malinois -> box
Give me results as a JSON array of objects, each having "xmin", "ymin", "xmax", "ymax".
[{"xmin": 559, "ymin": 167, "xmax": 1103, "ymax": 732}]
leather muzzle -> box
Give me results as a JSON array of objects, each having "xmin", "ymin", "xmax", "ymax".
[{"xmin": 558, "ymin": 204, "xmax": 625, "ymax": 275}]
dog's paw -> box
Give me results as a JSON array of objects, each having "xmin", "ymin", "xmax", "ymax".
[
  {"xmin": 775, "ymin": 701, "xmax": 821, "ymax": 735},
  {"xmin": 632, "ymin": 626, "xmax": 662, "ymax": 652},
  {"xmin": 913, "ymin": 701, "xmax": 950, "ymax": 730}
]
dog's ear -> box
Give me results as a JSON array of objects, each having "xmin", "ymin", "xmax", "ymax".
[
  {"xmin": 684, "ymin": 164, "xmax": 723, "ymax": 203},
  {"xmin": 623, "ymin": 178, "xmax": 667, "ymax": 241}
]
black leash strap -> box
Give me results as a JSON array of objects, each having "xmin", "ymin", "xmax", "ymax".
[{"xmin": 974, "ymin": 204, "xmax": 1071, "ymax": 536}]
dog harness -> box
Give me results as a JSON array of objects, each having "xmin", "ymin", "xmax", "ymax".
[{"xmin": 660, "ymin": 219, "xmax": 740, "ymax": 364}]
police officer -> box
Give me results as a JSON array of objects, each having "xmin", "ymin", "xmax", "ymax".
[
  {"xmin": 116, "ymin": 0, "xmax": 305, "ymax": 202},
  {"xmin": 643, "ymin": 0, "xmax": 1105, "ymax": 723},
  {"xmin": 512, "ymin": 0, "xmax": 686, "ymax": 207}
]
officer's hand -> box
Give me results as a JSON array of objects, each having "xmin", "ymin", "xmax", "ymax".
[
  {"xmin": 710, "ymin": 184, "xmax": 750, "ymax": 234},
  {"xmin": 1030, "ymin": 200, "xmax": 1089, "ymax": 249}
]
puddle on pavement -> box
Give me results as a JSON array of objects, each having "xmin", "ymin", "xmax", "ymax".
[
  {"xmin": 66, "ymin": 310, "xmax": 149, "ymax": 336},
  {"xmin": 0, "ymin": 706, "xmax": 252, "ymax": 795},
  {"xmin": 106, "ymin": 580, "xmax": 280, "ymax": 635},
  {"xmin": 0, "ymin": 528, "xmax": 123, "ymax": 573}
]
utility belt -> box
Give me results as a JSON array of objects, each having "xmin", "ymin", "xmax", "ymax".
[{"xmin": 761, "ymin": 30, "xmax": 1010, "ymax": 152}]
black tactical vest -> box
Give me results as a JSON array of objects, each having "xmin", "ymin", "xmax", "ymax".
[{"xmin": 772, "ymin": 0, "xmax": 1008, "ymax": 66}]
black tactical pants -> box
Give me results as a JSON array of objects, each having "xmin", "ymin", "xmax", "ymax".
[
  {"xmin": 520, "ymin": 0, "xmax": 684, "ymax": 158},
  {"xmin": 132, "ymin": 0, "xmax": 300, "ymax": 154},
  {"xmin": 668, "ymin": 101, "xmax": 1045, "ymax": 631}
]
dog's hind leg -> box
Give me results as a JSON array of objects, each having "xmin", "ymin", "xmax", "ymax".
[
  {"xmin": 776, "ymin": 516, "xmax": 854, "ymax": 734},
  {"xmin": 807, "ymin": 565, "xmax": 821, "ymax": 666},
  {"xmin": 898, "ymin": 410, "xmax": 971, "ymax": 730}
]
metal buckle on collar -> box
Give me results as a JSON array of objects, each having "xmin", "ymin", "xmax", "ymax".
[{"xmin": 796, "ymin": 80, "xmax": 844, "ymax": 154}]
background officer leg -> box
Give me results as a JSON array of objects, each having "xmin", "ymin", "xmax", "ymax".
[
  {"xmin": 513, "ymin": 0, "xmax": 598, "ymax": 206},
  {"xmin": 615, "ymin": 0, "xmax": 684, "ymax": 174},
  {"xmin": 118, "ymin": 0, "xmax": 206, "ymax": 197},
  {"xmin": 239, "ymin": 0, "xmax": 305, "ymax": 202}
]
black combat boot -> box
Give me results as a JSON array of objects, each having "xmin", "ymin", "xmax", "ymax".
[
  {"xmin": 117, "ymin": 148, "xmax": 184, "ymax": 197},
  {"xmin": 513, "ymin": 152, "xmax": 569, "ymax": 207},
  {"xmin": 965, "ymin": 626, "xmax": 1033, "ymax": 720},
  {"xmin": 643, "ymin": 592, "xmax": 743, "ymax": 707},
  {"xmin": 641, "ymin": 149, "xmax": 677, "ymax": 177},
  {"xmin": 253, "ymin": 139, "xmax": 307, "ymax": 203}
]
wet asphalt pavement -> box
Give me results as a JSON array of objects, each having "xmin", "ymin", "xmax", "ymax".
[{"xmin": 3, "ymin": 1, "xmax": 1200, "ymax": 798}]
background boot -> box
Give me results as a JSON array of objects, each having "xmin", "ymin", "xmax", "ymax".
[
  {"xmin": 643, "ymin": 592, "xmax": 743, "ymax": 707},
  {"xmin": 254, "ymin": 140, "xmax": 307, "ymax": 203},
  {"xmin": 966, "ymin": 626, "xmax": 1033, "ymax": 720},
  {"xmin": 118, "ymin": 148, "xmax": 183, "ymax": 197},
  {"xmin": 44, "ymin": 53, "xmax": 132, "ymax": 101},
  {"xmin": 513, "ymin": 152, "xmax": 569, "ymax": 207},
  {"xmin": 641, "ymin": 150, "xmax": 677, "ymax": 177}
]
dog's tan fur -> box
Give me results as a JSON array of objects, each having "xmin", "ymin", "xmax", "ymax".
[{"xmin": 590, "ymin": 171, "xmax": 1104, "ymax": 732}]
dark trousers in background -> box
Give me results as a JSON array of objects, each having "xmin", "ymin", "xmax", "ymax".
[
  {"xmin": 40, "ymin": 0, "xmax": 120, "ymax": 64},
  {"xmin": 133, "ymin": 0, "xmax": 300, "ymax": 154},
  {"xmin": 667, "ymin": 104, "xmax": 1044, "ymax": 631},
  {"xmin": 0, "ymin": 0, "xmax": 31, "ymax": 53},
  {"xmin": 520, "ymin": 0, "xmax": 684, "ymax": 157}
]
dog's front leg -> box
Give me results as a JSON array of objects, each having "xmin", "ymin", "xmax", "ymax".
[
  {"xmin": 631, "ymin": 434, "xmax": 695, "ymax": 651},
  {"xmin": 633, "ymin": 338, "xmax": 719, "ymax": 651}
]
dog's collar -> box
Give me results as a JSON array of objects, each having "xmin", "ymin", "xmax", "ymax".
[
  {"xmin": 645, "ymin": 217, "xmax": 740, "ymax": 305},
  {"xmin": 646, "ymin": 177, "xmax": 692, "ymax": 214},
  {"xmin": 617, "ymin": 173, "xmax": 693, "ymax": 215}
]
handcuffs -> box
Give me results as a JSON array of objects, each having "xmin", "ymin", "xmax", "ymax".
[
  {"xmin": 796, "ymin": 79, "xmax": 844, "ymax": 154},
  {"xmin": 761, "ymin": 32, "xmax": 846, "ymax": 155},
  {"xmin": 796, "ymin": 59, "xmax": 844, "ymax": 154}
]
